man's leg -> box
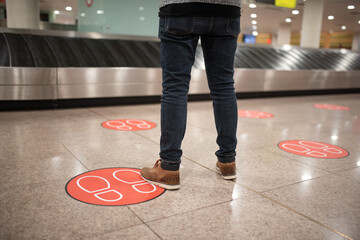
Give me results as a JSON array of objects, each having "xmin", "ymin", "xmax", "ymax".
[
  {"xmin": 201, "ymin": 17, "xmax": 240, "ymax": 179},
  {"xmin": 141, "ymin": 17, "xmax": 199, "ymax": 189},
  {"xmin": 159, "ymin": 17, "xmax": 199, "ymax": 171}
]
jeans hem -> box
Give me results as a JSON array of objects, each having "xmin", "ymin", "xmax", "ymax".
[
  {"xmin": 161, "ymin": 160, "xmax": 180, "ymax": 171},
  {"xmin": 217, "ymin": 156, "xmax": 236, "ymax": 164}
]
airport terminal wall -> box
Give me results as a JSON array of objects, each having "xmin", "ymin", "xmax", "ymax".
[{"xmin": 1, "ymin": 28, "xmax": 360, "ymax": 109}]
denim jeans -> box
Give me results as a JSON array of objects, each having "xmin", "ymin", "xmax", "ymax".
[{"xmin": 159, "ymin": 16, "xmax": 240, "ymax": 171}]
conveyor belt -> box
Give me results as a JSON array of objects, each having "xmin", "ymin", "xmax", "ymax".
[
  {"xmin": 1, "ymin": 31, "xmax": 360, "ymax": 70},
  {"xmin": 0, "ymin": 28, "xmax": 359, "ymax": 110}
]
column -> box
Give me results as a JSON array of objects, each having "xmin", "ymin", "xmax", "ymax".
[
  {"xmin": 323, "ymin": 33, "xmax": 331, "ymax": 49},
  {"xmin": 352, "ymin": 33, "xmax": 360, "ymax": 51},
  {"xmin": 300, "ymin": 0, "xmax": 324, "ymax": 48},
  {"xmin": 277, "ymin": 23, "xmax": 291, "ymax": 46},
  {"xmin": 6, "ymin": 0, "xmax": 39, "ymax": 29}
]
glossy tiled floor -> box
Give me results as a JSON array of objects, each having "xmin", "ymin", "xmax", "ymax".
[{"xmin": 1, "ymin": 94, "xmax": 359, "ymax": 240}]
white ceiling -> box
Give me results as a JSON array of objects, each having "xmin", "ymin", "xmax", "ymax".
[
  {"xmin": 4, "ymin": 0, "xmax": 360, "ymax": 34},
  {"xmin": 241, "ymin": 0, "xmax": 360, "ymax": 34}
]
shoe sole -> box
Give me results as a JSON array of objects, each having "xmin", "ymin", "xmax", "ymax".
[
  {"xmin": 216, "ymin": 166, "xmax": 237, "ymax": 180},
  {"xmin": 141, "ymin": 175, "xmax": 180, "ymax": 190}
]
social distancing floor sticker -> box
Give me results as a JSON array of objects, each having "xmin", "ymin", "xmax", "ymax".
[
  {"xmin": 238, "ymin": 110, "xmax": 274, "ymax": 119},
  {"xmin": 313, "ymin": 104, "xmax": 350, "ymax": 111},
  {"xmin": 101, "ymin": 119, "xmax": 157, "ymax": 131},
  {"xmin": 66, "ymin": 168, "xmax": 165, "ymax": 206},
  {"xmin": 278, "ymin": 140, "xmax": 349, "ymax": 159}
]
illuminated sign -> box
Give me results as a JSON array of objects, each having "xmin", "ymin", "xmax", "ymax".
[{"xmin": 275, "ymin": 0, "xmax": 296, "ymax": 9}]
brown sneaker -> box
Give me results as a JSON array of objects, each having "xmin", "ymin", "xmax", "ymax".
[
  {"xmin": 141, "ymin": 159, "xmax": 180, "ymax": 190},
  {"xmin": 216, "ymin": 161, "xmax": 236, "ymax": 180}
]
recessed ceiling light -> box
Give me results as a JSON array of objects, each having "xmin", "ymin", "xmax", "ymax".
[
  {"xmin": 65, "ymin": 6, "xmax": 72, "ymax": 11},
  {"xmin": 252, "ymin": 20, "xmax": 257, "ymax": 25},
  {"xmin": 341, "ymin": 25, "xmax": 346, "ymax": 30},
  {"xmin": 54, "ymin": 10, "xmax": 60, "ymax": 14},
  {"xmin": 80, "ymin": 13, "xmax": 86, "ymax": 17},
  {"xmin": 347, "ymin": 5, "xmax": 355, "ymax": 10},
  {"xmin": 139, "ymin": 7, "xmax": 144, "ymax": 11},
  {"xmin": 292, "ymin": 10, "xmax": 299, "ymax": 15},
  {"xmin": 285, "ymin": 18, "xmax": 291, "ymax": 23},
  {"xmin": 249, "ymin": 3, "xmax": 256, "ymax": 8},
  {"xmin": 358, "ymin": 20, "xmax": 360, "ymax": 24},
  {"xmin": 328, "ymin": 15, "xmax": 334, "ymax": 20},
  {"xmin": 97, "ymin": 10, "xmax": 104, "ymax": 14},
  {"xmin": 252, "ymin": 25, "xmax": 257, "ymax": 30},
  {"xmin": 252, "ymin": 31, "xmax": 258, "ymax": 36},
  {"xmin": 251, "ymin": 13, "xmax": 257, "ymax": 18},
  {"xmin": 139, "ymin": 17, "xmax": 145, "ymax": 21}
]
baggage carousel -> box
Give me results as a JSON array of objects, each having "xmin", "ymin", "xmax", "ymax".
[{"xmin": 1, "ymin": 28, "xmax": 359, "ymax": 110}]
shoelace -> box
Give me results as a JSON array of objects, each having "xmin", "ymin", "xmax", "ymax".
[{"xmin": 154, "ymin": 159, "xmax": 161, "ymax": 167}]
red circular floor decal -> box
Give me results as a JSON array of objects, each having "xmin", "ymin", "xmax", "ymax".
[
  {"xmin": 313, "ymin": 104, "xmax": 350, "ymax": 111},
  {"xmin": 278, "ymin": 140, "xmax": 349, "ymax": 159},
  {"xmin": 101, "ymin": 119, "xmax": 156, "ymax": 131},
  {"xmin": 238, "ymin": 110, "xmax": 274, "ymax": 119},
  {"xmin": 66, "ymin": 168, "xmax": 165, "ymax": 206}
]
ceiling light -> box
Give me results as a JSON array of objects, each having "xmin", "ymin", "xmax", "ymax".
[
  {"xmin": 252, "ymin": 31, "xmax": 258, "ymax": 36},
  {"xmin": 97, "ymin": 10, "xmax": 104, "ymax": 14},
  {"xmin": 292, "ymin": 10, "xmax": 299, "ymax": 15},
  {"xmin": 358, "ymin": 20, "xmax": 360, "ymax": 24},
  {"xmin": 249, "ymin": 3, "xmax": 256, "ymax": 8},
  {"xmin": 347, "ymin": 5, "xmax": 355, "ymax": 10},
  {"xmin": 252, "ymin": 25, "xmax": 257, "ymax": 30},
  {"xmin": 251, "ymin": 14, "xmax": 257, "ymax": 18},
  {"xmin": 139, "ymin": 6, "xmax": 144, "ymax": 11},
  {"xmin": 341, "ymin": 25, "xmax": 346, "ymax": 30},
  {"xmin": 80, "ymin": 13, "xmax": 86, "ymax": 17},
  {"xmin": 65, "ymin": 6, "xmax": 72, "ymax": 11},
  {"xmin": 139, "ymin": 17, "xmax": 145, "ymax": 21},
  {"xmin": 328, "ymin": 15, "xmax": 334, "ymax": 20},
  {"xmin": 54, "ymin": 10, "xmax": 60, "ymax": 15},
  {"xmin": 252, "ymin": 20, "xmax": 257, "ymax": 24},
  {"xmin": 285, "ymin": 18, "xmax": 291, "ymax": 23}
]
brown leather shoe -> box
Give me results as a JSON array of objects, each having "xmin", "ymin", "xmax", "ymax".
[
  {"xmin": 216, "ymin": 161, "xmax": 236, "ymax": 180},
  {"xmin": 141, "ymin": 159, "xmax": 180, "ymax": 190}
]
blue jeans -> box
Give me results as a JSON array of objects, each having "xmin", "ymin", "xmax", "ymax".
[{"xmin": 159, "ymin": 16, "xmax": 240, "ymax": 171}]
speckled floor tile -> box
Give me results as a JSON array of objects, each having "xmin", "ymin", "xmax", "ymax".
[
  {"xmin": 88, "ymin": 224, "xmax": 160, "ymax": 240},
  {"xmin": 1, "ymin": 94, "xmax": 359, "ymax": 239},
  {"xmin": 231, "ymin": 149, "xmax": 329, "ymax": 192},
  {"xmin": 129, "ymin": 159, "xmax": 254, "ymax": 222},
  {"xmin": 264, "ymin": 174, "xmax": 360, "ymax": 240},
  {"xmin": 168, "ymin": 125, "xmax": 329, "ymax": 192},
  {"xmin": 147, "ymin": 195, "xmax": 344, "ymax": 240},
  {"xmin": 335, "ymin": 167, "xmax": 360, "ymax": 182},
  {"xmin": 0, "ymin": 179, "xmax": 142, "ymax": 240},
  {"xmin": 263, "ymin": 124, "xmax": 360, "ymax": 172},
  {"xmin": 60, "ymin": 130, "xmax": 161, "ymax": 170},
  {"xmin": 0, "ymin": 127, "xmax": 88, "ymax": 188}
]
